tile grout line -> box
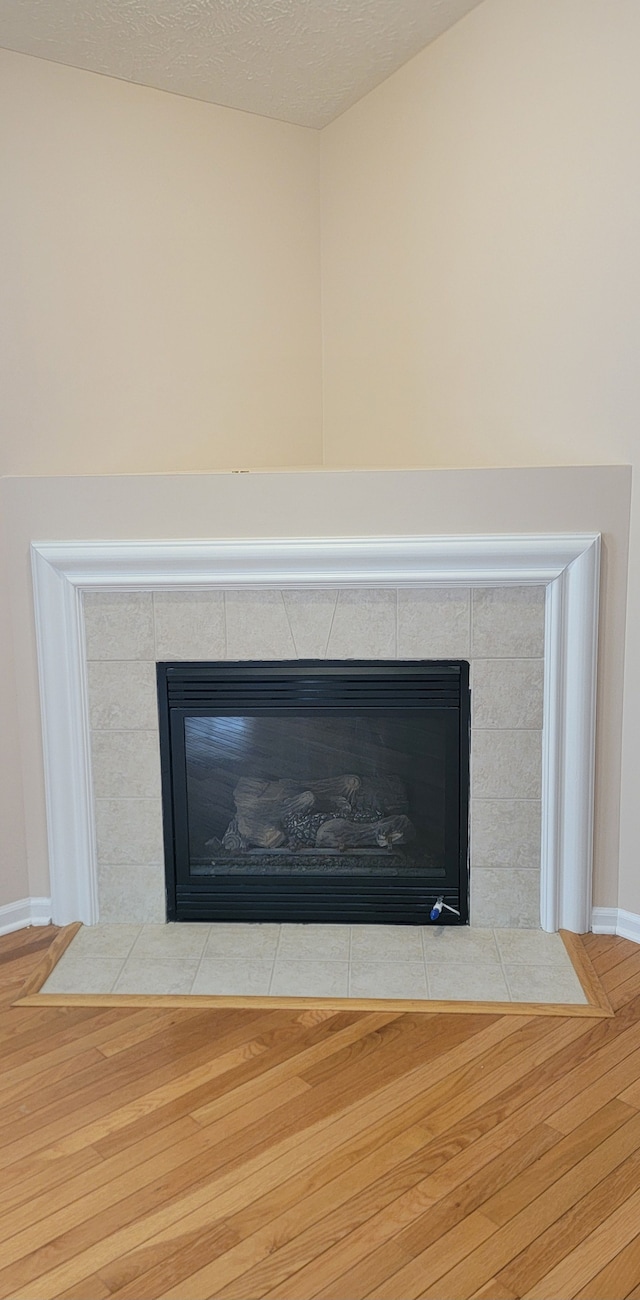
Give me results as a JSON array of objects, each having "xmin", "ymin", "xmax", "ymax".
[
  {"xmin": 422, "ymin": 929, "xmax": 431, "ymax": 998},
  {"xmin": 190, "ymin": 924, "xmax": 213, "ymax": 995},
  {"xmin": 323, "ymin": 590, "xmax": 339, "ymax": 658},
  {"xmin": 269, "ymin": 923, "xmax": 285, "ymax": 994},
  {"xmin": 280, "ymin": 590, "xmax": 298, "ymax": 657},
  {"xmin": 91, "ymin": 727, "xmax": 160, "ymax": 733},
  {"xmin": 420, "ymin": 926, "xmax": 430, "ymax": 999},
  {"xmin": 86, "ymin": 656, "xmax": 158, "ymax": 663},
  {"xmin": 470, "ymin": 727, "xmax": 544, "ymax": 733},
  {"xmin": 120, "ymin": 926, "xmax": 144, "ymax": 971},
  {"xmin": 493, "ymin": 928, "xmax": 514, "ymax": 1002},
  {"xmin": 111, "ymin": 950, "xmax": 130, "ymax": 994}
]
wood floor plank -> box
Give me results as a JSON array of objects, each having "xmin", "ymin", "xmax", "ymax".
[
  {"xmin": 618, "ymin": 992, "xmax": 640, "ymax": 1021},
  {"xmin": 0, "ymin": 1046, "xmax": 106, "ymax": 1114},
  {"xmin": 0, "ymin": 1004, "xmax": 120, "ymax": 1068},
  {"xmin": 605, "ymin": 949, "xmax": 640, "ymax": 991},
  {"xmin": 364, "ymin": 1210, "xmax": 498, "ymax": 1300},
  {"xmin": 263, "ymin": 1125, "xmax": 560, "ymax": 1300},
  {"xmin": 497, "ymin": 1153, "xmax": 640, "ymax": 1297},
  {"xmin": 406, "ymin": 1032, "xmax": 629, "ymax": 1204},
  {"xmin": 0, "ymin": 1007, "xmax": 325, "ymax": 1168},
  {"xmin": 3, "ymin": 1124, "xmax": 208, "ymax": 1241},
  {"xmin": 0, "ymin": 1024, "xmax": 452, "ymax": 1289},
  {"xmin": 0, "ymin": 924, "xmax": 58, "ymax": 956},
  {"xmin": 0, "ymin": 1010, "xmax": 255, "ymax": 1137},
  {"xmin": 411, "ymin": 1127, "xmax": 640, "ymax": 1300},
  {"xmin": 312, "ymin": 1241, "xmax": 416, "ymax": 1300},
  {"xmin": 0, "ymin": 927, "xmax": 639, "ymax": 1300},
  {"xmin": 2, "ymin": 946, "xmax": 63, "ymax": 989},
  {"xmin": 0, "ymin": 1145, "xmax": 105, "ymax": 1216},
  {"xmin": 0, "ymin": 1004, "xmax": 287, "ymax": 1126},
  {"xmin": 548, "ymin": 1044, "xmax": 640, "ymax": 1133},
  {"xmin": 184, "ymin": 1003, "xmax": 640, "ymax": 1300},
  {"xmin": 97, "ymin": 1113, "xmax": 433, "ymax": 1298},
  {"xmin": 573, "ymin": 1233, "xmax": 640, "ymax": 1299},
  {"xmin": 0, "ymin": 1001, "xmax": 99, "ymax": 1045},
  {"xmin": 591, "ymin": 937, "xmax": 639, "ymax": 975},
  {"xmin": 91, "ymin": 1010, "xmax": 396, "ymax": 1160},
  {"xmin": 0, "ymin": 1076, "xmax": 311, "ymax": 1264},
  {"xmin": 0, "ymin": 1006, "xmax": 148, "ymax": 1079},
  {"xmin": 611, "ymin": 969, "xmax": 640, "ymax": 1011},
  {"xmin": 0, "ymin": 1082, "xmax": 413, "ymax": 1295},
  {"xmin": 581, "ymin": 932, "xmax": 602, "ymax": 950},
  {"xmin": 0, "ymin": 1033, "xmax": 274, "ymax": 1175},
  {"xmin": 471, "ymin": 1281, "xmax": 517, "ymax": 1300},
  {"xmin": 125, "ymin": 1038, "xmax": 602, "ymax": 1300},
  {"xmin": 100, "ymin": 1222, "xmax": 241, "ymax": 1299},
  {"xmin": 273, "ymin": 1206, "xmax": 432, "ymax": 1300},
  {"xmin": 422, "ymin": 1019, "xmax": 593, "ymax": 1137},
  {"xmin": 521, "ymin": 1180, "xmax": 640, "ymax": 1298},
  {"xmin": 96, "ymin": 1006, "xmax": 213, "ymax": 1057},
  {"xmin": 56, "ymin": 1277, "xmax": 112, "ymax": 1300},
  {"xmin": 122, "ymin": 1122, "xmax": 434, "ymax": 1299},
  {"xmin": 191, "ymin": 1012, "xmax": 512, "ymax": 1131},
  {"xmin": 424, "ymin": 1014, "xmax": 640, "ymax": 1188},
  {"xmin": 0, "ymin": 1020, "xmax": 523, "ymax": 1298},
  {"xmin": 194, "ymin": 1210, "xmax": 497, "ymax": 1300},
  {"xmin": 0, "ymin": 1114, "xmax": 204, "ymax": 1245},
  {"xmin": 480, "ymin": 1098, "xmax": 636, "ymax": 1225}
]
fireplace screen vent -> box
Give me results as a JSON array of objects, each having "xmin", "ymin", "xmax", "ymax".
[{"xmin": 158, "ymin": 660, "xmax": 470, "ymax": 925}]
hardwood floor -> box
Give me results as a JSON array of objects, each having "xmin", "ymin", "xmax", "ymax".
[{"xmin": 1, "ymin": 926, "xmax": 640, "ymax": 1299}]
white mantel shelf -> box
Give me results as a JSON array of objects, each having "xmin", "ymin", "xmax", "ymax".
[
  {"xmin": 35, "ymin": 534, "xmax": 597, "ymax": 588},
  {"xmin": 31, "ymin": 532, "xmax": 601, "ymax": 934}
]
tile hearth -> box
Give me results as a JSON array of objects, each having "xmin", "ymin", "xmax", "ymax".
[{"xmin": 41, "ymin": 923, "xmax": 587, "ymax": 1005}]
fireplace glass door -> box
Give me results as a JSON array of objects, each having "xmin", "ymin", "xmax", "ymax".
[{"xmin": 158, "ymin": 660, "xmax": 469, "ymax": 924}]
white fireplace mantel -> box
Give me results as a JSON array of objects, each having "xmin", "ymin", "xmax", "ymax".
[{"xmin": 31, "ymin": 532, "xmax": 601, "ymax": 933}]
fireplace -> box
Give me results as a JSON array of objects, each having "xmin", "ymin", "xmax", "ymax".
[
  {"xmin": 30, "ymin": 531, "xmax": 599, "ymax": 932},
  {"xmin": 158, "ymin": 659, "xmax": 470, "ymax": 924}
]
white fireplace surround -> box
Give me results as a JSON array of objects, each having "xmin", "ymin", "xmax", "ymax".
[{"xmin": 31, "ymin": 532, "xmax": 600, "ymax": 933}]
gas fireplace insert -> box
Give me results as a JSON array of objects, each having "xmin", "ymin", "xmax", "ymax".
[{"xmin": 157, "ymin": 660, "xmax": 470, "ymax": 924}]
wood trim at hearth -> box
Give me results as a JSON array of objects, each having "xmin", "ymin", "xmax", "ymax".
[
  {"xmin": 560, "ymin": 929, "xmax": 613, "ymax": 1014},
  {"xmin": 15, "ymin": 929, "xmax": 613, "ymax": 1018},
  {"xmin": 16, "ymin": 922, "xmax": 81, "ymax": 998},
  {"xmin": 13, "ymin": 992, "xmax": 612, "ymax": 1017}
]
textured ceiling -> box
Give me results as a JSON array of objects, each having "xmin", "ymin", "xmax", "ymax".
[{"xmin": 0, "ymin": 0, "xmax": 486, "ymax": 128}]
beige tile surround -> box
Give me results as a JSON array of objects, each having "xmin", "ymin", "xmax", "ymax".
[{"xmin": 84, "ymin": 586, "xmax": 545, "ymax": 928}]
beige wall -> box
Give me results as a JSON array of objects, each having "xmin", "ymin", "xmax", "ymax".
[
  {"xmin": 0, "ymin": 525, "xmax": 30, "ymax": 909},
  {"xmin": 0, "ymin": 49, "xmax": 322, "ymax": 475},
  {"xmin": 320, "ymin": 0, "xmax": 640, "ymax": 470},
  {"xmin": 0, "ymin": 467, "xmax": 629, "ymax": 914}
]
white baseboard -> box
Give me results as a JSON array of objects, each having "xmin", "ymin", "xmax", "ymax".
[
  {"xmin": 592, "ymin": 906, "xmax": 640, "ymax": 945},
  {"xmin": 0, "ymin": 897, "xmax": 52, "ymax": 937}
]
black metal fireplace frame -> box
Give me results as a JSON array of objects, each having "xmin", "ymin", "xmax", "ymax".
[{"xmin": 157, "ymin": 659, "xmax": 470, "ymax": 925}]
